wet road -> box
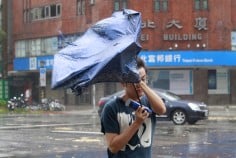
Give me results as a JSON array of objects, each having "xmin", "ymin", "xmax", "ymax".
[{"xmin": 0, "ymin": 112, "xmax": 236, "ymax": 158}]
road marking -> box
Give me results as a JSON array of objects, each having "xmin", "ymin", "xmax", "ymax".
[
  {"xmin": 51, "ymin": 130, "xmax": 103, "ymax": 135},
  {"xmin": 0, "ymin": 123, "xmax": 90, "ymax": 130},
  {"xmin": 72, "ymin": 137, "xmax": 101, "ymax": 142}
]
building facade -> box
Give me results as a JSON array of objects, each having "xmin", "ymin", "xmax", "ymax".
[{"xmin": 7, "ymin": 0, "xmax": 236, "ymax": 106}]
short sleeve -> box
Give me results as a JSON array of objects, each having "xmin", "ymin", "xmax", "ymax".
[{"xmin": 101, "ymin": 99, "xmax": 120, "ymax": 134}]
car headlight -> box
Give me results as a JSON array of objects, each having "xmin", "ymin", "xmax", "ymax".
[{"xmin": 188, "ymin": 103, "xmax": 201, "ymax": 111}]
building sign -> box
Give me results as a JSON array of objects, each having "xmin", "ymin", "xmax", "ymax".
[
  {"xmin": 194, "ymin": 17, "xmax": 208, "ymax": 30},
  {"xmin": 14, "ymin": 55, "xmax": 54, "ymax": 71},
  {"xmin": 163, "ymin": 33, "xmax": 202, "ymax": 41},
  {"xmin": 163, "ymin": 17, "xmax": 207, "ymax": 41},
  {"xmin": 166, "ymin": 20, "xmax": 183, "ymax": 29},
  {"xmin": 39, "ymin": 68, "xmax": 46, "ymax": 87},
  {"xmin": 141, "ymin": 20, "xmax": 156, "ymax": 29},
  {"xmin": 139, "ymin": 50, "xmax": 236, "ymax": 67},
  {"xmin": 141, "ymin": 19, "xmax": 156, "ymax": 42},
  {"xmin": 29, "ymin": 57, "xmax": 37, "ymax": 70}
]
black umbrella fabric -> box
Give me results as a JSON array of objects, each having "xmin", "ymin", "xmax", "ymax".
[{"xmin": 51, "ymin": 9, "xmax": 142, "ymax": 94}]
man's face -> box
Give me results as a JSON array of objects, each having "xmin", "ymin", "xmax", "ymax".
[{"xmin": 124, "ymin": 67, "xmax": 147, "ymax": 99}]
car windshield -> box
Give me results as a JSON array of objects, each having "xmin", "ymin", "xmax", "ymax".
[{"xmin": 157, "ymin": 90, "xmax": 181, "ymax": 101}]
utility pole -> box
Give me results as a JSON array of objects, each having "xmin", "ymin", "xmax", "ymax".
[{"xmin": 0, "ymin": 0, "xmax": 11, "ymax": 100}]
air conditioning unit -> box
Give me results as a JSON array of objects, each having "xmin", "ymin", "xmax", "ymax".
[{"xmin": 90, "ymin": 0, "xmax": 95, "ymax": 5}]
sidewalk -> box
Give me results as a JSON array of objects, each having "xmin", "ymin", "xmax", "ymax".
[
  {"xmin": 64, "ymin": 105, "xmax": 236, "ymax": 121},
  {"xmin": 208, "ymin": 105, "xmax": 236, "ymax": 120}
]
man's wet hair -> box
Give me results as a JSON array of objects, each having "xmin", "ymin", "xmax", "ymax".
[{"xmin": 137, "ymin": 57, "xmax": 147, "ymax": 72}]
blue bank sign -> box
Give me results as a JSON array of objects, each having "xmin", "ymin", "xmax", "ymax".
[
  {"xmin": 14, "ymin": 55, "xmax": 54, "ymax": 71},
  {"xmin": 139, "ymin": 50, "xmax": 236, "ymax": 67}
]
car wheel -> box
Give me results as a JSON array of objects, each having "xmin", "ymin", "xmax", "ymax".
[{"xmin": 171, "ymin": 109, "xmax": 187, "ymax": 125}]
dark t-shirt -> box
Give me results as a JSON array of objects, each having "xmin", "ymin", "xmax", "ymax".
[{"xmin": 101, "ymin": 96, "xmax": 156, "ymax": 158}]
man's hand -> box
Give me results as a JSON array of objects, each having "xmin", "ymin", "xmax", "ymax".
[{"xmin": 134, "ymin": 106, "xmax": 150, "ymax": 124}]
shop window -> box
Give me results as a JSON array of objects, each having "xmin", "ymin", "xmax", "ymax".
[
  {"xmin": 208, "ymin": 70, "xmax": 216, "ymax": 89},
  {"xmin": 208, "ymin": 69, "xmax": 229, "ymax": 94},
  {"xmin": 148, "ymin": 70, "xmax": 193, "ymax": 95},
  {"xmin": 76, "ymin": 87, "xmax": 91, "ymax": 104}
]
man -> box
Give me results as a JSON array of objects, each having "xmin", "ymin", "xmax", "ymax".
[{"xmin": 101, "ymin": 57, "xmax": 166, "ymax": 158}]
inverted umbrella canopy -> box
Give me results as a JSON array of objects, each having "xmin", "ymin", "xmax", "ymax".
[{"xmin": 51, "ymin": 9, "xmax": 142, "ymax": 94}]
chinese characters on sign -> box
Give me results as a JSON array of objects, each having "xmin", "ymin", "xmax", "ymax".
[
  {"xmin": 140, "ymin": 54, "xmax": 182, "ymax": 64},
  {"xmin": 165, "ymin": 17, "xmax": 207, "ymax": 30},
  {"xmin": 163, "ymin": 17, "xmax": 207, "ymax": 41},
  {"xmin": 141, "ymin": 20, "xmax": 156, "ymax": 41},
  {"xmin": 194, "ymin": 17, "xmax": 208, "ymax": 30},
  {"xmin": 140, "ymin": 17, "xmax": 207, "ymax": 42},
  {"xmin": 166, "ymin": 20, "xmax": 183, "ymax": 29},
  {"xmin": 29, "ymin": 57, "xmax": 54, "ymax": 70}
]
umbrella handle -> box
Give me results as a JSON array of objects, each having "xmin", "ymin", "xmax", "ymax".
[{"xmin": 132, "ymin": 83, "xmax": 141, "ymax": 104}]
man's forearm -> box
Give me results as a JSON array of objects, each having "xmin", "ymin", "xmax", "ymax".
[
  {"xmin": 107, "ymin": 121, "xmax": 141, "ymax": 153},
  {"xmin": 139, "ymin": 81, "xmax": 166, "ymax": 114}
]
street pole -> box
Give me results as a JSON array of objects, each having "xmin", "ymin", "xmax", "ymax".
[
  {"xmin": 92, "ymin": 84, "xmax": 96, "ymax": 112},
  {"xmin": 39, "ymin": 61, "xmax": 46, "ymax": 102}
]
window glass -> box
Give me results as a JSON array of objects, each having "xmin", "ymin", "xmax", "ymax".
[
  {"xmin": 31, "ymin": 40, "xmax": 36, "ymax": 56},
  {"xmin": 57, "ymin": 4, "xmax": 61, "ymax": 15},
  {"xmin": 162, "ymin": 0, "xmax": 168, "ymax": 11},
  {"xmin": 29, "ymin": 39, "xmax": 41, "ymax": 56},
  {"xmin": 208, "ymin": 70, "xmax": 216, "ymax": 89},
  {"xmin": 202, "ymin": 0, "xmax": 208, "ymax": 10},
  {"xmin": 114, "ymin": 0, "xmax": 127, "ymax": 11},
  {"xmin": 37, "ymin": 8, "xmax": 43, "ymax": 19},
  {"xmin": 154, "ymin": 0, "xmax": 168, "ymax": 12},
  {"xmin": 148, "ymin": 70, "xmax": 193, "ymax": 95},
  {"xmin": 77, "ymin": 0, "xmax": 85, "ymax": 15},
  {"xmin": 15, "ymin": 41, "xmax": 26, "ymax": 57},
  {"xmin": 15, "ymin": 37, "xmax": 58, "ymax": 57},
  {"xmin": 37, "ymin": 39, "xmax": 41, "ymax": 55},
  {"xmin": 50, "ymin": 5, "xmax": 56, "ymax": 17},
  {"xmin": 29, "ymin": 3, "xmax": 61, "ymax": 21},
  {"xmin": 194, "ymin": 0, "xmax": 208, "ymax": 10},
  {"xmin": 76, "ymin": 87, "xmax": 91, "ymax": 104},
  {"xmin": 114, "ymin": 1, "xmax": 119, "ymax": 11},
  {"xmin": 194, "ymin": 0, "xmax": 200, "ymax": 10},
  {"xmin": 44, "ymin": 37, "xmax": 58, "ymax": 55},
  {"xmin": 45, "ymin": 6, "xmax": 50, "ymax": 17},
  {"xmin": 122, "ymin": 0, "xmax": 127, "ymax": 9},
  {"xmin": 208, "ymin": 69, "xmax": 229, "ymax": 94},
  {"xmin": 154, "ymin": 0, "xmax": 160, "ymax": 11},
  {"xmin": 81, "ymin": 0, "xmax": 85, "ymax": 14}
]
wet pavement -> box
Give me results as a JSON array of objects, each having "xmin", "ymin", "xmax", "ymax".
[{"xmin": 0, "ymin": 106, "xmax": 235, "ymax": 158}]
